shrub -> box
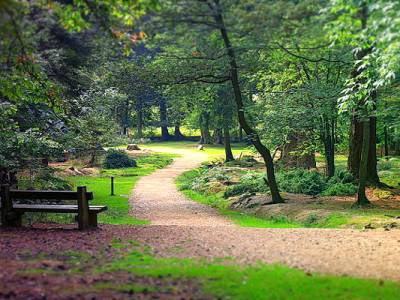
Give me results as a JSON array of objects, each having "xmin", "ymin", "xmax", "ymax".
[
  {"xmin": 103, "ymin": 149, "xmax": 137, "ymax": 169},
  {"xmin": 276, "ymin": 169, "xmax": 326, "ymax": 195},
  {"xmin": 327, "ymin": 170, "xmax": 355, "ymax": 185},
  {"xmin": 321, "ymin": 183, "xmax": 357, "ymax": 196},
  {"xmin": 224, "ymin": 173, "xmax": 267, "ymax": 198},
  {"xmin": 378, "ymin": 160, "xmax": 393, "ymax": 171}
]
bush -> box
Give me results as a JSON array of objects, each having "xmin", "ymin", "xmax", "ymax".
[
  {"xmin": 321, "ymin": 183, "xmax": 357, "ymax": 196},
  {"xmin": 327, "ymin": 170, "xmax": 355, "ymax": 185},
  {"xmin": 276, "ymin": 169, "xmax": 326, "ymax": 195},
  {"xmin": 38, "ymin": 173, "xmax": 73, "ymax": 190},
  {"xmin": 103, "ymin": 149, "xmax": 137, "ymax": 169},
  {"xmin": 224, "ymin": 173, "xmax": 267, "ymax": 198},
  {"xmin": 378, "ymin": 160, "xmax": 393, "ymax": 171}
]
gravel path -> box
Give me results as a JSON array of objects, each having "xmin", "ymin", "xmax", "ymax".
[
  {"xmin": 132, "ymin": 148, "xmax": 232, "ymax": 227},
  {"xmin": 130, "ymin": 147, "xmax": 400, "ymax": 281}
]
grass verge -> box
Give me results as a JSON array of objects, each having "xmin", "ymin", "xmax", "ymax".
[{"xmin": 23, "ymin": 152, "xmax": 176, "ymax": 226}]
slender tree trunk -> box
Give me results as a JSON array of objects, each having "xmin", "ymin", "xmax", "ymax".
[
  {"xmin": 213, "ymin": 0, "xmax": 283, "ymax": 203},
  {"xmin": 214, "ymin": 128, "xmax": 223, "ymax": 144},
  {"xmin": 238, "ymin": 125, "xmax": 243, "ymax": 142},
  {"xmin": 355, "ymin": 120, "xmax": 371, "ymax": 207},
  {"xmin": 223, "ymin": 125, "xmax": 234, "ymax": 162},
  {"xmin": 136, "ymin": 99, "xmax": 143, "ymax": 138},
  {"xmin": 159, "ymin": 99, "xmax": 170, "ymax": 140},
  {"xmin": 395, "ymin": 141, "xmax": 400, "ymax": 156},
  {"xmin": 384, "ymin": 124, "xmax": 389, "ymax": 159},
  {"xmin": 322, "ymin": 119, "xmax": 335, "ymax": 177},
  {"xmin": 199, "ymin": 112, "xmax": 212, "ymax": 144}
]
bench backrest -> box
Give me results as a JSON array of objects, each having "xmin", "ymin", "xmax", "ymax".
[{"xmin": 9, "ymin": 190, "xmax": 93, "ymax": 202}]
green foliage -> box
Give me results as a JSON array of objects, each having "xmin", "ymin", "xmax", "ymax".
[
  {"xmin": 327, "ymin": 170, "xmax": 356, "ymax": 185},
  {"xmin": 378, "ymin": 160, "xmax": 393, "ymax": 171},
  {"xmin": 276, "ymin": 169, "xmax": 327, "ymax": 195},
  {"xmin": 224, "ymin": 173, "xmax": 267, "ymax": 198},
  {"xmin": 103, "ymin": 149, "xmax": 137, "ymax": 169},
  {"xmin": 18, "ymin": 169, "xmax": 73, "ymax": 191},
  {"xmin": 35, "ymin": 172, "xmax": 73, "ymax": 191},
  {"xmin": 322, "ymin": 183, "xmax": 358, "ymax": 196}
]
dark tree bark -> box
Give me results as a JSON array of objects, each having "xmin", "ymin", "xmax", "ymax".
[
  {"xmin": 355, "ymin": 120, "xmax": 371, "ymax": 207},
  {"xmin": 212, "ymin": 0, "xmax": 283, "ymax": 203},
  {"xmin": 223, "ymin": 125, "xmax": 234, "ymax": 162},
  {"xmin": 321, "ymin": 119, "xmax": 335, "ymax": 177},
  {"xmin": 348, "ymin": 114, "xmax": 379, "ymax": 183},
  {"xmin": 159, "ymin": 98, "xmax": 171, "ymax": 140},
  {"xmin": 0, "ymin": 169, "xmax": 18, "ymax": 187}
]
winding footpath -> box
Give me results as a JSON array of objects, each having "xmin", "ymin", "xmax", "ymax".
[{"xmin": 130, "ymin": 148, "xmax": 400, "ymax": 281}]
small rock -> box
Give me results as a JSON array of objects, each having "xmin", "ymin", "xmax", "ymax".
[
  {"xmin": 363, "ymin": 223, "xmax": 375, "ymax": 230},
  {"xmin": 197, "ymin": 144, "xmax": 204, "ymax": 151}
]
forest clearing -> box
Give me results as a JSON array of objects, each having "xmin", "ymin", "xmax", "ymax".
[{"xmin": 2, "ymin": 1, "xmax": 400, "ymax": 299}]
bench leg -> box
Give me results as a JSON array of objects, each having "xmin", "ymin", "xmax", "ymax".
[
  {"xmin": 88, "ymin": 213, "xmax": 98, "ymax": 228},
  {"xmin": 2, "ymin": 212, "xmax": 23, "ymax": 228},
  {"xmin": 77, "ymin": 186, "xmax": 90, "ymax": 230}
]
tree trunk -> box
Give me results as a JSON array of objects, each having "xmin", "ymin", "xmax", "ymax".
[
  {"xmin": 213, "ymin": 0, "xmax": 283, "ymax": 203},
  {"xmin": 384, "ymin": 124, "xmax": 389, "ymax": 159},
  {"xmin": 322, "ymin": 119, "xmax": 335, "ymax": 178},
  {"xmin": 324, "ymin": 138, "xmax": 335, "ymax": 178},
  {"xmin": 199, "ymin": 112, "xmax": 212, "ymax": 144},
  {"xmin": 214, "ymin": 128, "xmax": 223, "ymax": 144},
  {"xmin": 174, "ymin": 124, "xmax": 184, "ymax": 140},
  {"xmin": 395, "ymin": 141, "xmax": 400, "ymax": 156},
  {"xmin": 238, "ymin": 125, "xmax": 243, "ymax": 142},
  {"xmin": 136, "ymin": 99, "xmax": 143, "ymax": 138},
  {"xmin": 159, "ymin": 99, "xmax": 171, "ymax": 140},
  {"xmin": 0, "ymin": 168, "xmax": 18, "ymax": 187},
  {"xmin": 348, "ymin": 115, "xmax": 379, "ymax": 183},
  {"xmin": 223, "ymin": 125, "xmax": 234, "ymax": 162},
  {"xmin": 355, "ymin": 120, "xmax": 371, "ymax": 207}
]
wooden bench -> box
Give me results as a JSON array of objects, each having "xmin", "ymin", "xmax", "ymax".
[{"xmin": 0, "ymin": 185, "xmax": 107, "ymax": 230}]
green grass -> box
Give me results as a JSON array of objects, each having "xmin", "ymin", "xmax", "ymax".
[
  {"xmin": 140, "ymin": 141, "xmax": 251, "ymax": 159},
  {"xmin": 101, "ymin": 242, "xmax": 400, "ymax": 300},
  {"xmin": 378, "ymin": 157, "xmax": 400, "ymax": 188},
  {"xmin": 67, "ymin": 153, "xmax": 176, "ymax": 225}
]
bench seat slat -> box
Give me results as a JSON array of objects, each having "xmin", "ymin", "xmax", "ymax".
[
  {"xmin": 12, "ymin": 204, "xmax": 107, "ymax": 213},
  {"xmin": 9, "ymin": 190, "xmax": 94, "ymax": 201}
]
